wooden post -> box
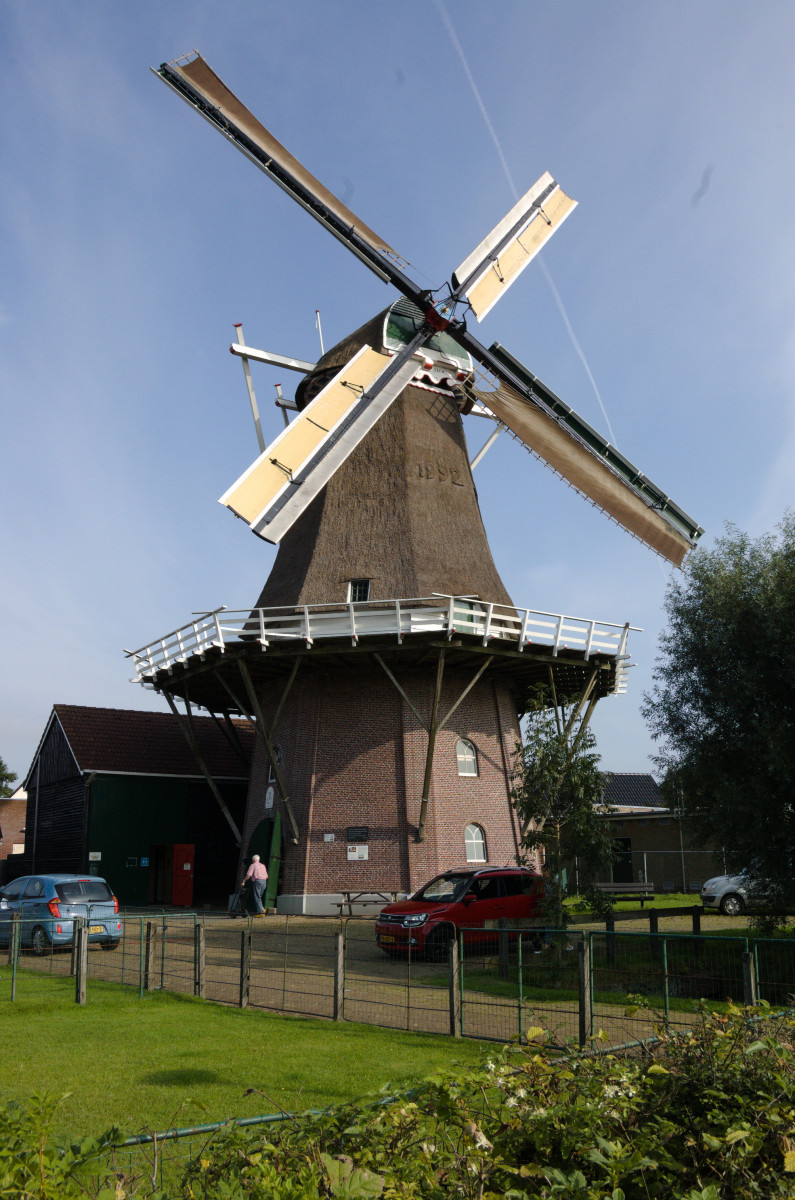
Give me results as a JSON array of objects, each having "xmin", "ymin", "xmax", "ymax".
[
  {"xmin": 742, "ymin": 951, "xmax": 758, "ymax": 1006},
  {"xmin": 9, "ymin": 914, "xmax": 20, "ymax": 1001},
  {"xmin": 417, "ymin": 650, "xmax": 445, "ymax": 842},
  {"xmin": 649, "ymin": 909, "xmax": 661, "ymax": 962},
  {"xmin": 448, "ymin": 935, "xmax": 461, "ymax": 1038},
  {"xmin": 194, "ymin": 923, "xmax": 206, "ymax": 998},
  {"xmin": 691, "ymin": 905, "xmax": 702, "ymax": 962},
  {"xmin": 498, "ymin": 918, "xmax": 510, "ymax": 979},
  {"xmin": 75, "ymin": 923, "xmax": 88, "ymax": 1006},
  {"xmin": 7, "ymin": 913, "xmax": 20, "ymax": 966},
  {"xmin": 605, "ymin": 912, "xmax": 615, "ymax": 966},
  {"xmin": 578, "ymin": 938, "xmax": 591, "ymax": 1047},
  {"xmin": 143, "ymin": 921, "xmax": 157, "ymax": 991},
  {"xmin": 333, "ymin": 931, "xmax": 344, "ymax": 1020},
  {"xmin": 239, "ymin": 928, "xmax": 251, "ymax": 1008}
]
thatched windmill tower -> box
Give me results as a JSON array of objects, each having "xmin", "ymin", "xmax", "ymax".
[{"xmin": 130, "ymin": 55, "xmax": 702, "ymax": 913}]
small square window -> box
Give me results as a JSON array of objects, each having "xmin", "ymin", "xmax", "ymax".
[{"xmin": 348, "ymin": 579, "xmax": 371, "ymax": 603}]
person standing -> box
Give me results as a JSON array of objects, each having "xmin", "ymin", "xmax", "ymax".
[{"xmin": 242, "ymin": 854, "xmax": 269, "ymax": 915}]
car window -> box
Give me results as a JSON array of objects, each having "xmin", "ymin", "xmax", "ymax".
[
  {"xmin": 0, "ymin": 878, "xmax": 27, "ymax": 900},
  {"xmin": 467, "ymin": 876, "xmax": 504, "ymax": 901},
  {"xmin": 502, "ymin": 876, "xmax": 525, "ymax": 897},
  {"xmin": 414, "ymin": 874, "xmax": 472, "ymax": 902},
  {"xmin": 521, "ymin": 874, "xmax": 542, "ymax": 896},
  {"xmin": 56, "ymin": 880, "xmax": 113, "ymax": 903},
  {"xmin": 23, "ymin": 878, "xmax": 46, "ymax": 899}
]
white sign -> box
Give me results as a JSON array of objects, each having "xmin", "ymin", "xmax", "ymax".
[
  {"xmin": 347, "ymin": 844, "xmax": 369, "ymax": 861},
  {"xmin": 265, "ymin": 786, "xmax": 275, "ymax": 810},
  {"xmin": 88, "ymin": 851, "xmax": 102, "ymax": 862},
  {"xmin": 324, "ymin": 833, "xmax": 335, "ymax": 842}
]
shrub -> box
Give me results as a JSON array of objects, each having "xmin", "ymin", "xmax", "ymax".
[{"xmin": 10, "ymin": 1004, "xmax": 795, "ymax": 1197}]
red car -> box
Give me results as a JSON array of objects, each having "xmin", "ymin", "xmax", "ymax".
[{"xmin": 375, "ymin": 867, "xmax": 544, "ymax": 959}]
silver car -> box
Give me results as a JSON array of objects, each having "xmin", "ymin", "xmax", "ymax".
[{"xmin": 701, "ymin": 870, "xmax": 765, "ymax": 916}]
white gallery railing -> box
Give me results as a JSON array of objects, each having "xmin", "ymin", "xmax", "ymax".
[{"xmin": 127, "ymin": 596, "xmax": 637, "ymax": 693}]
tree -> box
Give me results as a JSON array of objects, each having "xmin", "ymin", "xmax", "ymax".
[
  {"xmin": 643, "ymin": 513, "xmax": 795, "ymax": 910},
  {"xmin": 0, "ymin": 755, "xmax": 16, "ymax": 799},
  {"xmin": 510, "ymin": 687, "xmax": 614, "ymax": 925}
]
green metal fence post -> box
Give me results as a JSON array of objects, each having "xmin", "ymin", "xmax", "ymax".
[
  {"xmin": 160, "ymin": 916, "xmax": 166, "ymax": 990},
  {"xmin": 517, "ymin": 933, "xmax": 524, "ymax": 1043},
  {"xmin": 138, "ymin": 918, "xmax": 144, "ymax": 999},
  {"xmin": 458, "ymin": 929, "xmax": 465, "ymax": 1037},
  {"xmin": 588, "ymin": 932, "xmax": 595, "ymax": 1038},
  {"xmin": 662, "ymin": 937, "xmax": 670, "ymax": 1026}
]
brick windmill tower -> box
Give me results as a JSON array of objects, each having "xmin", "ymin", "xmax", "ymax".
[{"xmin": 131, "ymin": 55, "xmax": 702, "ymax": 913}]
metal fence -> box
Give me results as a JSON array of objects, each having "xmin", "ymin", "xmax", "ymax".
[{"xmin": 3, "ymin": 912, "xmax": 794, "ymax": 1051}]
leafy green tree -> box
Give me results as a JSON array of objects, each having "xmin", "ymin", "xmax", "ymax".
[
  {"xmin": 510, "ymin": 687, "xmax": 614, "ymax": 924},
  {"xmin": 0, "ymin": 754, "xmax": 16, "ymax": 799},
  {"xmin": 643, "ymin": 513, "xmax": 795, "ymax": 910}
]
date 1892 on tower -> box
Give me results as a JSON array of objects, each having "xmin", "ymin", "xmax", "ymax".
[{"xmin": 416, "ymin": 461, "xmax": 465, "ymax": 486}]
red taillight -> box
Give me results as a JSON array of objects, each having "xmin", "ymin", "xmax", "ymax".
[
  {"xmin": 48, "ymin": 899, "xmax": 61, "ymax": 918},
  {"xmin": 56, "ymin": 924, "xmax": 62, "ymax": 934},
  {"xmin": 112, "ymin": 895, "xmax": 119, "ymax": 914}
]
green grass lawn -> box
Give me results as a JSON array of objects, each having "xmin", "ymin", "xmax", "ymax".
[{"xmin": 0, "ymin": 974, "xmax": 488, "ymax": 1142}]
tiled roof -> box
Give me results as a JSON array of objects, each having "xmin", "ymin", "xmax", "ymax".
[
  {"xmin": 51, "ymin": 705, "xmax": 254, "ymax": 780},
  {"xmin": 603, "ymin": 772, "xmax": 666, "ymax": 809}
]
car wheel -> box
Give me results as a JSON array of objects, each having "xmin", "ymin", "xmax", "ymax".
[
  {"xmin": 424, "ymin": 927, "xmax": 454, "ymax": 962},
  {"xmin": 31, "ymin": 926, "xmax": 50, "ymax": 957},
  {"xmin": 100, "ymin": 941, "xmax": 120, "ymax": 951},
  {"xmin": 720, "ymin": 893, "xmax": 744, "ymax": 916}
]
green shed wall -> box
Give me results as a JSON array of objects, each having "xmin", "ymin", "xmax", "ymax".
[{"xmin": 88, "ymin": 776, "xmax": 246, "ymax": 907}]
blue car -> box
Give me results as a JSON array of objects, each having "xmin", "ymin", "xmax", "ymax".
[{"xmin": 0, "ymin": 874, "xmax": 122, "ymax": 955}]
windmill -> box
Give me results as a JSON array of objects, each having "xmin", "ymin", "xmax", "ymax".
[{"xmin": 130, "ymin": 53, "xmax": 702, "ymax": 913}]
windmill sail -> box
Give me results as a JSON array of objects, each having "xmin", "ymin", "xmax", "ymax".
[
  {"xmin": 156, "ymin": 55, "xmax": 404, "ymax": 282},
  {"xmin": 156, "ymin": 52, "xmax": 702, "ymax": 565},
  {"xmin": 468, "ymin": 343, "xmax": 702, "ymax": 567},
  {"xmin": 220, "ymin": 344, "xmax": 420, "ymax": 543},
  {"xmin": 452, "ymin": 173, "xmax": 577, "ymax": 320}
]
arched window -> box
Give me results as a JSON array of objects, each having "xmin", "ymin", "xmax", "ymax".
[
  {"xmin": 456, "ymin": 738, "xmax": 478, "ymax": 777},
  {"xmin": 465, "ymin": 823, "xmax": 487, "ymax": 864}
]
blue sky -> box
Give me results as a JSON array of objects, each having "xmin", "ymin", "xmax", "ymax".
[{"xmin": 3, "ymin": 2, "xmax": 794, "ymax": 782}]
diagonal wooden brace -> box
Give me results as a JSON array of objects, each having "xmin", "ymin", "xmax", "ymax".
[{"xmin": 161, "ymin": 689, "xmax": 242, "ymax": 845}]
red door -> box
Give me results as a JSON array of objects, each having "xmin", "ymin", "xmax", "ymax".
[{"xmin": 171, "ymin": 844, "xmax": 195, "ymax": 907}]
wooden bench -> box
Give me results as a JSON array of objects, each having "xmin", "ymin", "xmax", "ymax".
[{"xmin": 595, "ymin": 882, "xmax": 655, "ymax": 907}]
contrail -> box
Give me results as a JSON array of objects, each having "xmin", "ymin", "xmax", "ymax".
[{"xmin": 435, "ymin": 0, "xmax": 619, "ymax": 448}]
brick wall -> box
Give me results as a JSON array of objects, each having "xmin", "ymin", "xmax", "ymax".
[{"xmin": 240, "ymin": 657, "xmax": 525, "ymax": 899}]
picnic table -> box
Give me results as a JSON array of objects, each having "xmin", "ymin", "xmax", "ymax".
[{"xmin": 336, "ymin": 891, "xmax": 401, "ymax": 916}]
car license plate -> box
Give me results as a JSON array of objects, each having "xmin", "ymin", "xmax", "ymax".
[
  {"xmin": 89, "ymin": 925, "xmax": 104, "ymax": 934},
  {"xmin": 379, "ymin": 934, "xmax": 395, "ymax": 944}
]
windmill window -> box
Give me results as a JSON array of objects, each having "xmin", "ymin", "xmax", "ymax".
[
  {"xmin": 464, "ymin": 823, "xmax": 487, "ymax": 863},
  {"xmin": 456, "ymin": 738, "xmax": 478, "ymax": 777},
  {"xmin": 348, "ymin": 579, "xmax": 371, "ymax": 603}
]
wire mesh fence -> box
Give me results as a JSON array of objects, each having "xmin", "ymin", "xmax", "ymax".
[{"xmin": 3, "ymin": 911, "xmax": 795, "ymax": 1050}]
